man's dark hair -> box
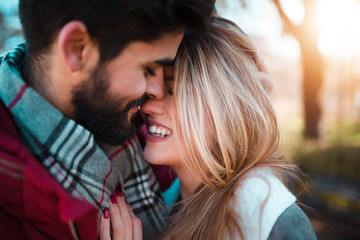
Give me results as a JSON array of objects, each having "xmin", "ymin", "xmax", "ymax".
[{"xmin": 19, "ymin": 0, "xmax": 215, "ymax": 63}]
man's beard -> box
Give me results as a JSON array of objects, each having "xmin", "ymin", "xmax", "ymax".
[{"xmin": 71, "ymin": 65, "xmax": 147, "ymax": 145}]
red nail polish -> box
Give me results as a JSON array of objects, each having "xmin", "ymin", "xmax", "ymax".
[
  {"xmin": 104, "ymin": 208, "xmax": 109, "ymax": 219},
  {"xmin": 115, "ymin": 188, "xmax": 123, "ymax": 198},
  {"xmin": 110, "ymin": 194, "xmax": 117, "ymax": 204},
  {"xmin": 125, "ymin": 199, "xmax": 128, "ymax": 205}
]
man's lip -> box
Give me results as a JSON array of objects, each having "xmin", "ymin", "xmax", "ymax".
[
  {"xmin": 131, "ymin": 105, "xmax": 138, "ymax": 111},
  {"xmin": 127, "ymin": 106, "xmax": 139, "ymax": 121},
  {"xmin": 128, "ymin": 105, "xmax": 139, "ymax": 114}
]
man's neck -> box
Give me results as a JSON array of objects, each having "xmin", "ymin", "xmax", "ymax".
[
  {"xmin": 23, "ymin": 56, "xmax": 73, "ymax": 117},
  {"xmin": 23, "ymin": 56, "xmax": 47, "ymax": 96}
]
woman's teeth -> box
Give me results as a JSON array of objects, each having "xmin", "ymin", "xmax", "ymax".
[{"xmin": 149, "ymin": 125, "xmax": 172, "ymax": 137}]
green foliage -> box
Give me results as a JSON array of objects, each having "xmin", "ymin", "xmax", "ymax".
[
  {"xmin": 293, "ymin": 122, "xmax": 360, "ymax": 182},
  {"xmin": 280, "ymin": 120, "xmax": 360, "ymax": 181},
  {"xmin": 326, "ymin": 121, "xmax": 360, "ymax": 147},
  {"xmin": 293, "ymin": 145, "xmax": 360, "ymax": 182}
]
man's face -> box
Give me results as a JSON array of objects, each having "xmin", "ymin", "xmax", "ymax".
[{"xmin": 72, "ymin": 32, "xmax": 184, "ymax": 145}]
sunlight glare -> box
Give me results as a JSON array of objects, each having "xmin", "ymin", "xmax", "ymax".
[
  {"xmin": 317, "ymin": 0, "xmax": 360, "ymax": 58},
  {"xmin": 279, "ymin": 0, "xmax": 305, "ymax": 25}
]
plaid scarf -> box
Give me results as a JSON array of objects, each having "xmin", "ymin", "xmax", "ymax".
[{"xmin": 0, "ymin": 44, "xmax": 166, "ymax": 239}]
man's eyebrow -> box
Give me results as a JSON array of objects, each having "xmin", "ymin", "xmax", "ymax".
[{"xmin": 155, "ymin": 58, "xmax": 174, "ymax": 66}]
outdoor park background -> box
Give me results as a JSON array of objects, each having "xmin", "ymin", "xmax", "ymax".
[{"xmin": 1, "ymin": 0, "xmax": 359, "ymax": 239}]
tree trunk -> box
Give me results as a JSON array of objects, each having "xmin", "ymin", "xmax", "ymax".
[
  {"xmin": 299, "ymin": 33, "xmax": 323, "ymax": 139},
  {"xmin": 298, "ymin": 0, "xmax": 323, "ymax": 139},
  {"xmin": 272, "ymin": 0, "xmax": 323, "ymax": 139}
]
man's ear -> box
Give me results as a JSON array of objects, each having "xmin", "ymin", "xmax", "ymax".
[{"xmin": 57, "ymin": 21, "xmax": 93, "ymax": 72}]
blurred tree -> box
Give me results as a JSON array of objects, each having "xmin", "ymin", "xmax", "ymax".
[
  {"xmin": 222, "ymin": 0, "xmax": 324, "ymax": 139},
  {"xmin": 272, "ymin": 0, "xmax": 323, "ymax": 139},
  {"xmin": 0, "ymin": 6, "xmax": 22, "ymax": 54},
  {"xmin": 0, "ymin": 11, "xmax": 5, "ymax": 48}
]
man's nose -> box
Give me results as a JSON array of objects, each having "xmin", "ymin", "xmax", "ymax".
[{"xmin": 145, "ymin": 68, "xmax": 164, "ymax": 100}]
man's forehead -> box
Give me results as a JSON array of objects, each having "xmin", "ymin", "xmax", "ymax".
[{"xmin": 147, "ymin": 31, "xmax": 184, "ymax": 64}]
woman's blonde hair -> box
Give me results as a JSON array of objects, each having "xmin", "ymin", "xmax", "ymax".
[{"xmin": 158, "ymin": 17, "xmax": 299, "ymax": 240}]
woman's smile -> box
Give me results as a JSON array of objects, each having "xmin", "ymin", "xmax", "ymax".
[{"xmin": 146, "ymin": 118, "xmax": 173, "ymax": 143}]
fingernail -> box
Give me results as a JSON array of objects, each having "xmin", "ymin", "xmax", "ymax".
[
  {"xmin": 125, "ymin": 199, "xmax": 128, "ymax": 205},
  {"xmin": 104, "ymin": 208, "xmax": 109, "ymax": 219},
  {"xmin": 115, "ymin": 188, "xmax": 123, "ymax": 198},
  {"xmin": 110, "ymin": 194, "xmax": 117, "ymax": 204}
]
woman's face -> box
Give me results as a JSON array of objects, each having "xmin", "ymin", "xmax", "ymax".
[{"xmin": 141, "ymin": 66, "xmax": 181, "ymax": 167}]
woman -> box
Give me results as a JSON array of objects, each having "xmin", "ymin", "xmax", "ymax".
[{"xmin": 100, "ymin": 17, "xmax": 316, "ymax": 240}]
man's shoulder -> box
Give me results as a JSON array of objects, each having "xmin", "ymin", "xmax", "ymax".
[
  {"xmin": 0, "ymin": 100, "xmax": 21, "ymax": 141},
  {"xmin": 0, "ymin": 100, "xmax": 32, "ymax": 180},
  {"xmin": 0, "ymin": 103, "xmax": 99, "ymax": 239},
  {"xmin": 0, "ymin": 43, "xmax": 26, "ymax": 68}
]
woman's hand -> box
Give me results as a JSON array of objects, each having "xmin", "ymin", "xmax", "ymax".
[{"xmin": 100, "ymin": 193, "xmax": 142, "ymax": 240}]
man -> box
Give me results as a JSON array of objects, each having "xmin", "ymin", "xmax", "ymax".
[{"xmin": 0, "ymin": 0, "xmax": 214, "ymax": 239}]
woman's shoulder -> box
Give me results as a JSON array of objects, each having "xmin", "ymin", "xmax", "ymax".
[
  {"xmin": 234, "ymin": 167, "xmax": 296, "ymax": 207},
  {"xmin": 232, "ymin": 167, "xmax": 297, "ymax": 240},
  {"xmin": 268, "ymin": 203, "xmax": 317, "ymax": 240}
]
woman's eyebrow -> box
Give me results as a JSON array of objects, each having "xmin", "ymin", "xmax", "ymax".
[{"xmin": 164, "ymin": 76, "xmax": 174, "ymax": 81}]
